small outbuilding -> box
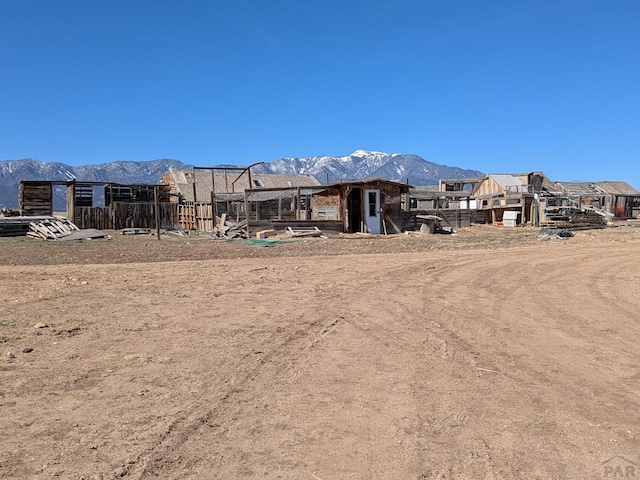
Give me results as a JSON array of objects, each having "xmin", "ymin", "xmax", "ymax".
[{"xmin": 242, "ymin": 178, "xmax": 411, "ymax": 235}]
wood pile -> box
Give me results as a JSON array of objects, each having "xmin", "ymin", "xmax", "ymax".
[
  {"xmin": 211, "ymin": 214, "xmax": 247, "ymax": 239},
  {"xmin": 27, "ymin": 217, "xmax": 108, "ymax": 241},
  {"xmin": 27, "ymin": 217, "xmax": 79, "ymax": 239},
  {"xmin": 541, "ymin": 207, "xmax": 606, "ymax": 230},
  {"xmin": 0, "ymin": 216, "xmax": 63, "ymax": 237}
]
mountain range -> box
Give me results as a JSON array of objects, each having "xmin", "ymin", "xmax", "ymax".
[{"xmin": 0, "ymin": 151, "xmax": 483, "ymax": 209}]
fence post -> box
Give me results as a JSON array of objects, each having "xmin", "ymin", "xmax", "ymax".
[
  {"xmin": 244, "ymin": 190, "xmax": 250, "ymax": 238},
  {"xmin": 154, "ymin": 187, "xmax": 160, "ymax": 241}
]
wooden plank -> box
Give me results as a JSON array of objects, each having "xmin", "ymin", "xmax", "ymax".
[
  {"xmin": 56, "ymin": 229, "xmax": 108, "ymax": 241},
  {"xmin": 384, "ymin": 214, "xmax": 402, "ymax": 233},
  {"xmin": 286, "ymin": 226, "xmax": 322, "ymax": 237}
]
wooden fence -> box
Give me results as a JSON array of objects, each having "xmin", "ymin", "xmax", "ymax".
[
  {"xmin": 74, "ymin": 202, "xmax": 179, "ymax": 230},
  {"xmin": 402, "ymin": 209, "xmax": 473, "ymax": 230},
  {"xmin": 177, "ymin": 202, "xmax": 247, "ymax": 232}
]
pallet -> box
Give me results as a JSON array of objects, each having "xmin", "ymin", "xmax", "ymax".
[{"xmin": 27, "ymin": 217, "xmax": 107, "ymax": 240}]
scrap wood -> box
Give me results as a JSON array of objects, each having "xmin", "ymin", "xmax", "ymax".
[
  {"xmin": 383, "ymin": 214, "xmax": 402, "ymax": 234},
  {"xmin": 212, "ymin": 218, "xmax": 247, "ymax": 239},
  {"xmin": 28, "ymin": 218, "xmax": 106, "ymax": 241},
  {"xmin": 56, "ymin": 229, "xmax": 109, "ymax": 241},
  {"xmin": 29, "ymin": 220, "xmax": 69, "ymax": 240},
  {"xmin": 122, "ymin": 228, "xmax": 152, "ymax": 235},
  {"xmin": 286, "ymin": 226, "xmax": 322, "ymax": 237}
]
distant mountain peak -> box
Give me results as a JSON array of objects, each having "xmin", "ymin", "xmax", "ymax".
[
  {"xmin": 257, "ymin": 150, "xmax": 483, "ymax": 186},
  {"xmin": 350, "ymin": 149, "xmax": 388, "ymax": 157}
]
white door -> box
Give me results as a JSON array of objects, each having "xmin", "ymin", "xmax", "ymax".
[{"xmin": 364, "ymin": 189, "xmax": 381, "ymax": 234}]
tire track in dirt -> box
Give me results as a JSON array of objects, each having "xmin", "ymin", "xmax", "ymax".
[
  {"xmin": 5, "ymin": 237, "xmax": 640, "ymax": 479},
  {"xmin": 116, "ymin": 313, "xmax": 345, "ymax": 478},
  {"xmin": 398, "ymin": 246, "xmax": 611, "ymax": 478},
  {"xmin": 408, "ymin": 242, "xmax": 640, "ymax": 478},
  {"xmin": 330, "ymin": 258, "xmax": 507, "ymax": 478}
]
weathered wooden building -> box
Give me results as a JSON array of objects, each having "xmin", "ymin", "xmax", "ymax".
[
  {"xmin": 243, "ymin": 178, "xmax": 411, "ymax": 235},
  {"xmin": 432, "ymin": 173, "xmax": 640, "ymax": 226},
  {"xmin": 161, "ymin": 168, "xmax": 321, "ymax": 232},
  {"xmin": 468, "ymin": 173, "xmax": 549, "ymax": 225},
  {"xmin": 548, "ymin": 181, "xmax": 640, "ymax": 220},
  {"xmin": 18, "ymin": 180, "xmax": 177, "ymax": 230},
  {"xmin": 315, "ymin": 178, "xmax": 410, "ymax": 234},
  {"xmin": 406, "ymin": 179, "xmax": 483, "ymax": 228}
]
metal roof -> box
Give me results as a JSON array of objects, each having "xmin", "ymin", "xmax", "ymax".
[{"xmin": 490, "ymin": 174, "xmax": 526, "ymax": 190}]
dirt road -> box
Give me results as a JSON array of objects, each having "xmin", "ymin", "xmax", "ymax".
[{"xmin": 1, "ymin": 227, "xmax": 639, "ymax": 479}]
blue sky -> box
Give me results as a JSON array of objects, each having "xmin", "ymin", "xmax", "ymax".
[{"xmin": 1, "ymin": 0, "xmax": 639, "ymax": 186}]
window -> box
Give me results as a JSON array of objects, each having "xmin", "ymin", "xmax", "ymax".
[
  {"xmin": 252, "ymin": 179, "xmax": 263, "ymax": 187},
  {"xmin": 369, "ymin": 191, "xmax": 377, "ymax": 217}
]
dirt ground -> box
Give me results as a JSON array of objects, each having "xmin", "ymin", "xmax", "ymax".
[{"xmin": 1, "ymin": 225, "xmax": 640, "ymax": 479}]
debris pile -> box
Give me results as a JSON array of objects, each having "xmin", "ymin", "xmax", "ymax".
[
  {"xmin": 27, "ymin": 217, "xmax": 108, "ymax": 241},
  {"xmin": 0, "ymin": 207, "xmax": 20, "ymax": 217},
  {"xmin": 538, "ymin": 228, "xmax": 575, "ymax": 240},
  {"xmin": 212, "ymin": 218, "xmax": 248, "ymax": 239},
  {"xmin": 121, "ymin": 228, "xmax": 152, "ymax": 235},
  {"xmin": 541, "ymin": 207, "xmax": 606, "ymax": 230}
]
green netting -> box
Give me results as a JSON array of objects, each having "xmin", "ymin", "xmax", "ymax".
[{"xmin": 235, "ymin": 239, "xmax": 282, "ymax": 248}]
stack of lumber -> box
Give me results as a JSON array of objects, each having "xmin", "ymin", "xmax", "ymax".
[
  {"xmin": 27, "ymin": 217, "xmax": 79, "ymax": 239},
  {"xmin": 0, "ymin": 216, "xmax": 67, "ymax": 237},
  {"xmin": 1, "ymin": 217, "xmax": 35, "ymax": 237},
  {"xmin": 541, "ymin": 208, "xmax": 606, "ymax": 230},
  {"xmin": 27, "ymin": 217, "xmax": 108, "ymax": 241}
]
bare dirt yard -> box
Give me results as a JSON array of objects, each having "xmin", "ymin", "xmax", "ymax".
[{"xmin": 1, "ymin": 225, "xmax": 640, "ymax": 479}]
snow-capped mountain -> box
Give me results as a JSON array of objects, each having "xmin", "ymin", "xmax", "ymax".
[
  {"xmin": 256, "ymin": 150, "xmax": 483, "ymax": 185},
  {"xmin": 0, "ymin": 152, "xmax": 483, "ymax": 208}
]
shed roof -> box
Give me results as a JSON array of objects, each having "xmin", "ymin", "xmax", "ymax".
[
  {"xmin": 593, "ymin": 181, "xmax": 640, "ymax": 195},
  {"xmin": 554, "ymin": 181, "xmax": 640, "ymax": 196},
  {"xmin": 163, "ymin": 170, "xmax": 321, "ymax": 202},
  {"xmin": 325, "ymin": 178, "xmax": 412, "ymax": 190},
  {"xmin": 490, "ymin": 174, "xmax": 526, "ymax": 190}
]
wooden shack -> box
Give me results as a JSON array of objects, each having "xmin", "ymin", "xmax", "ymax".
[
  {"xmin": 315, "ymin": 178, "xmax": 410, "ymax": 234},
  {"xmin": 18, "ymin": 180, "xmax": 176, "ymax": 230},
  {"xmin": 406, "ymin": 180, "xmax": 483, "ymax": 228},
  {"xmin": 241, "ymin": 178, "xmax": 410, "ymax": 235},
  {"xmin": 18, "ymin": 181, "xmax": 67, "ymax": 216},
  {"xmin": 162, "ymin": 168, "xmax": 321, "ymax": 232},
  {"xmin": 549, "ymin": 181, "xmax": 640, "ymax": 220}
]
